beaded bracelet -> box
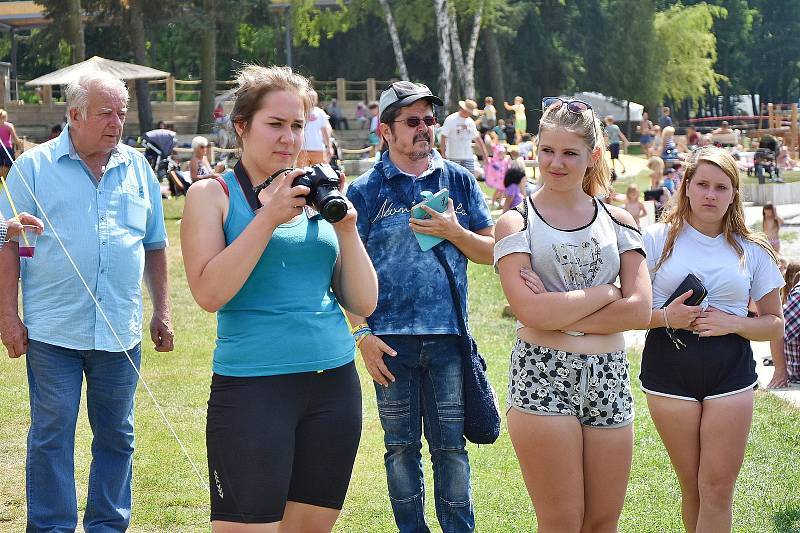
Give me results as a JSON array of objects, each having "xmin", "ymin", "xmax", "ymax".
[{"xmin": 351, "ymin": 323, "xmax": 372, "ymax": 348}]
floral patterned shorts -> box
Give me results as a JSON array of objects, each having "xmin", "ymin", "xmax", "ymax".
[{"xmin": 507, "ymin": 339, "xmax": 634, "ymax": 428}]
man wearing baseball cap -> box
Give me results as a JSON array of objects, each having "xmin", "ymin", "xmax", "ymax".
[
  {"xmin": 440, "ymin": 98, "xmax": 489, "ymax": 176},
  {"xmin": 345, "ymin": 80, "xmax": 494, "ymax": 532}
]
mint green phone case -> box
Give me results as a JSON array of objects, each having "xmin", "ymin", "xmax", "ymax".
[{"xmin": 411, "ymin": 188, "xmax": 449, "ymax": 251}]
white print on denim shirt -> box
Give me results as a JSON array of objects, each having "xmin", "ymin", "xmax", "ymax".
[
  {"xmin": 552, "ymin": 237, "xmax": 603, "ymax": 290},
  {"xmin": 371, "ymin": 198, "xmax": 468, "ymax": 224}
]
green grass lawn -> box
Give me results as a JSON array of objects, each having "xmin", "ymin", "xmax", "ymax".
[{"xmin": 1, "ymin": 197, "xmax": 799, "ymax": 531}]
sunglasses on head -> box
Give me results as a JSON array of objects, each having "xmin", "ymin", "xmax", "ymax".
[
  {"xmin": 393, "ymin": 115, "xmax": 437, "ymax": 128},
  {"xmin": 542, "ymin": 97, "xmax": 593, "ymax": 114}
]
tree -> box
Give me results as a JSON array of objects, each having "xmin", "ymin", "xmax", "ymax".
[
  {"xmin": 447, "ymin": 0, "xmax": 483, "ymax": 100},
  {"xmin": 747, "ymin": 0, "xmax": 800, "ymax": 105},
  {"xmin": 377, "ymin": 0, "xmax": 409, "ymax": 80},
  {"xmin": 578, "ymin": 0, "xmax": 660, "ymax": 134},
  {"xmin": 127, "ymin": 0, "xmax": 153, "ymax": 134},
  {"xmin": 197, "ymin": 0, "xmax": 216, "ymax": 134},
  {"xmin": 653, "ymin": 3, "xmax": 725, "ymax": 112},
  {"xmin": 66, "ymin": 0, "xmax": 85, "ymax": 63},
  {"xmin": 433, "ymin": 0, "xmax": 453, "ymax": 110}
]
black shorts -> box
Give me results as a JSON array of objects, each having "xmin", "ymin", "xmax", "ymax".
[
  {"xmin": 0, "ymin": 145, "xmax": 14, "ymax": 167},
  {"xmin": 206, "ymin": 361, "xmax": 362, "ymax": 523},
  {"xmin": 640, "ymin": 328, "xmax": 758, "ymax": 402},
  {"xmin": 609, "ymin": 142, "xmax": 621, "ymax": 159}
]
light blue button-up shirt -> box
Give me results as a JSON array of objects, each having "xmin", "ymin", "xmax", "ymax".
[{"xmin": 0, "ymin": 126, "xmax": 167, "ymax": 351}]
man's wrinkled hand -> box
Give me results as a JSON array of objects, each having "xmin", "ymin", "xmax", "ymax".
[
  {"xmin": 0, "ymin": 314, "xmax": 28, "ymax": 358},
  {"xmin": 150, "ymin": 314, "xmax": 175, "ymax": 353}
]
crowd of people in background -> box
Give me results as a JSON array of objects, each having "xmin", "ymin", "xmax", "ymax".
[{"xmin": 2, "ymin": 69, "xmax": 800, "ymax": 533}]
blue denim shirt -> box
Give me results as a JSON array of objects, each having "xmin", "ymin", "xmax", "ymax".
[
  {"xmin": 347, "ymin": 150, "xmax": 493, "ymax": 335},
  {"xmin": 0, "ymin": 126, "xmax": 168, "ymax": 351}
]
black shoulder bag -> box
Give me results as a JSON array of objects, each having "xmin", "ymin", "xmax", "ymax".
[{"xmin": 432, "ymin": 246, "xmax": 501, "ymax": 444}]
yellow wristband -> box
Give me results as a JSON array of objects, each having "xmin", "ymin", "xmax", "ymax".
[{"xmin": 350, "ymin": 322, "xmax": 369, "ymax": 334}]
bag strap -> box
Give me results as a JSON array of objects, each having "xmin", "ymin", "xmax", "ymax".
[
  {"xmin": 213, "ymin": 175, "xmax": 229, "ymax": 197},
  {"xmin": 233, "ymin": 161, "xmax": 262, "ymax": 211},
  {"xmin": 431, "ymin": 246, "xmax": 468, "ymax": 335}
]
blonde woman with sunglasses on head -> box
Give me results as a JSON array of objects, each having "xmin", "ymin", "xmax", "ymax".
[
  {"xmin": 494, "ymin": 97, "xmax": 652, "ymax": 532},
  {"xmin": 639, "ymin": 147, "xmax": 784, "ymax": 533}
]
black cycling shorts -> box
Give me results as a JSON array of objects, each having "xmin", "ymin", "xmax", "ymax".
[
  {"xmin": 206, "ymin": 361, "xmax": 362, "ymax": 523},
  {"xmin": 640, "ymin": 328, "xmax": 758, "ymax": 402}
]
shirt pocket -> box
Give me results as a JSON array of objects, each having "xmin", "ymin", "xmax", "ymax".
[{"xmin": 123, "ymin": 193, "xmax": 147, "ymax": 235}]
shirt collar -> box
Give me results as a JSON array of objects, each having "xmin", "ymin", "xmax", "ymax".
[
  {"xmin": 56, "ymin": 125, "xmax": 129, "ymax": 166},
  {"xmin": 380, "ymin": 149, "xmax": 443, "ymax": 181}
]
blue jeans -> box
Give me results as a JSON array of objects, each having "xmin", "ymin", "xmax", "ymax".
[
  {"xmin": 25, "ymin": 339, "xmax": 140, "ymax": 533},
  {"xmin": 375, "ymin": 335, "xmax": 474, "ymax": 533}
]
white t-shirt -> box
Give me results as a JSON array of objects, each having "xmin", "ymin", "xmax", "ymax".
[
  {"xmin": 303, "ymin": 107, "xmax": 330, "ymax": 151},
  {"xmin": 440, "ymin": 112, "xmax": 479, "ymax": 160},
  {"xmin": 643, "ymin": 222, "xmax": 784, "ymax": 316}
]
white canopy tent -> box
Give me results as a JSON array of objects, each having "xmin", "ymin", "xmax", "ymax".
[
  {"xmin": 572, "ymin": 92, "xmax": 644, "ymax": 122},
  {"xmin": 26, "ymin": 56, "xmax": 169, "ymax": 86}
]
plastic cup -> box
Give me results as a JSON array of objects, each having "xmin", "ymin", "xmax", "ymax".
[{"xmin": 13, "ymin": 225, "xmax": 39, "ymax": 258}]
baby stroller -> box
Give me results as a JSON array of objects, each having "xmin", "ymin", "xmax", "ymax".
[
  {"xmin": 142, "ymin": 129, "xmax": 188, "ymax": 196},
  {"xmin": 749, "ymin": 148, "xmax": 781, "ymax": 184}
]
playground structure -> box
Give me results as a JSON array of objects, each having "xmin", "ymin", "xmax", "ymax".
[
  {"xmin": 749, "ymin": 103, "xmax": 799, "ymax": 160},
  {"xmin": 686, "ymin": 103, "xmax": 799, "ymax": 159}
]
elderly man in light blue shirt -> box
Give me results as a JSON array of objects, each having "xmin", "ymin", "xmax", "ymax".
[{"xmin": 0, "ymin": 71, "xmax": 173, "ymax": 532}]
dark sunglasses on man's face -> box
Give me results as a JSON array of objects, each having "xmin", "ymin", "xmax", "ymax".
[
  {"xmin": 541, "ymin": 97, "xmax": 593, "ymax": 114},
  {"xmin": 393, "ymin": 115, "xmax": 437, "ymax": 128}
]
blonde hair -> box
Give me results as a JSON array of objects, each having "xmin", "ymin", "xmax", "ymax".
[
  {"xmin": 0, "ymin": 109, "xmax": 7, "ymax": 121},
  {"xmin": 538, "ymin": 103, "xmax": 610, "ymax": 197},
  {"xmin": 626, "ymin": 183, "xmax": 640, "ymax": 196},
  {"xmin": 230, "ymin": 65, "xmax": 313, "ymax": 148},
  {"xmin": 647, "ymin": 156, "xmax": 664, "ymax": 175},
  {"xmin": 661, "ymin": 125, "xmax": 675, "ymax": 143},
  {"xmin": 653, "ymin": 146, "xmax": 777, "ymax": 272}
]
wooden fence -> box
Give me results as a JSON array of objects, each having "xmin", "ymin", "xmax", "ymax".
[{"xmin": 3, "ymin": 76, "xmax": 394, "ymax": 106}]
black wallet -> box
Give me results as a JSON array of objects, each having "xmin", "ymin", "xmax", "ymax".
[{"xmin": 661, "ymin": 274, "xmax": 707, "ymax": 308}]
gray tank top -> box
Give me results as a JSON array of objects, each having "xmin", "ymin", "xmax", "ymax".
[{"xmin": 494, "ymin": 197, "xmax": 645, "ymax": 329}]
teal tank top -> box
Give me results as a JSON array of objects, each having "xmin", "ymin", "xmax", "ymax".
[{"xmin": 213, "ymin": 170, "xmax": 355, "ymax": 376}]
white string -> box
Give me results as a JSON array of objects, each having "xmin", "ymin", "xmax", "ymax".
[{"xmin": 1, "ymin": 143, "xmax": 209, "ymax": 492}]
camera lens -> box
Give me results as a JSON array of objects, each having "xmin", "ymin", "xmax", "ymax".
[{"xmin": 320, "ymin": 197, "xmax": 348, "ymax": 223}]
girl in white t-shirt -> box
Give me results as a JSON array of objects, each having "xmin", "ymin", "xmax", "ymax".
[
  {"xmin": 494, "ymin": 97, "xmax": 652, "ymax": 531},
  {"xmin": 640, "ymin": 146, "xmax": 784, "ymax": 533}
]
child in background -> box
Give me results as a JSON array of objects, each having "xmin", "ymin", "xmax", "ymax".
[
  {"xmin": 623, "ymin": 183, "xmax": 647, "ymax": 228},
  {"xmin": 494, "ymin": 119, "xmax": 507, "ymax": 143},
  {"xmin": 503, "ymin": 118, "xmax": 517, "ymax": 147},
  {"xmin": 770, "ymin": 261, "xmax": 800, "ymax": 387},
  {"xmin": 518, "ymin": 133, "xmax": 535, "ymax": 159},
  {"xmin": 762, "ymin": 202, "xmax": 783, "ymax": 253},
  {"xmin": 649, "ymin": 125, "xmax": 661, "ymax": 156},
  {"xmin": 484, "ymin": 143, "xmax": 509, "ymax": 207},
  {"xmin": 647, "ymin": 156, "xmax": 664, "ymax": 189},
  {"xmin": 502, "ymin": 150, "xmax": 526, "ymax": 212},
  {"xmin": 662, "ymin": 168, "xmax": 677, "ymax": 194}
]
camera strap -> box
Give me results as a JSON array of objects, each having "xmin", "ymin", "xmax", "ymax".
[{"xmin": 232, "ymin": 161, "xmax": 263, "ymax": 211}]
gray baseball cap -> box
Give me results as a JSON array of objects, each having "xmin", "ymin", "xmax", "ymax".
[{"xmin": 379, "ymin": 81, "xmax": 443, "ymax": 122}]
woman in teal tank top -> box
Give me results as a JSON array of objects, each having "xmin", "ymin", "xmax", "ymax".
[{"xmin": 181, "ymin": 65, "xmax": 377, "ymax": 532}]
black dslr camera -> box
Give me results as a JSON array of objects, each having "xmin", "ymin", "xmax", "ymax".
[{"xmin": 255, "ymin": 164, "xmax": 349, "ymax": 223}]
